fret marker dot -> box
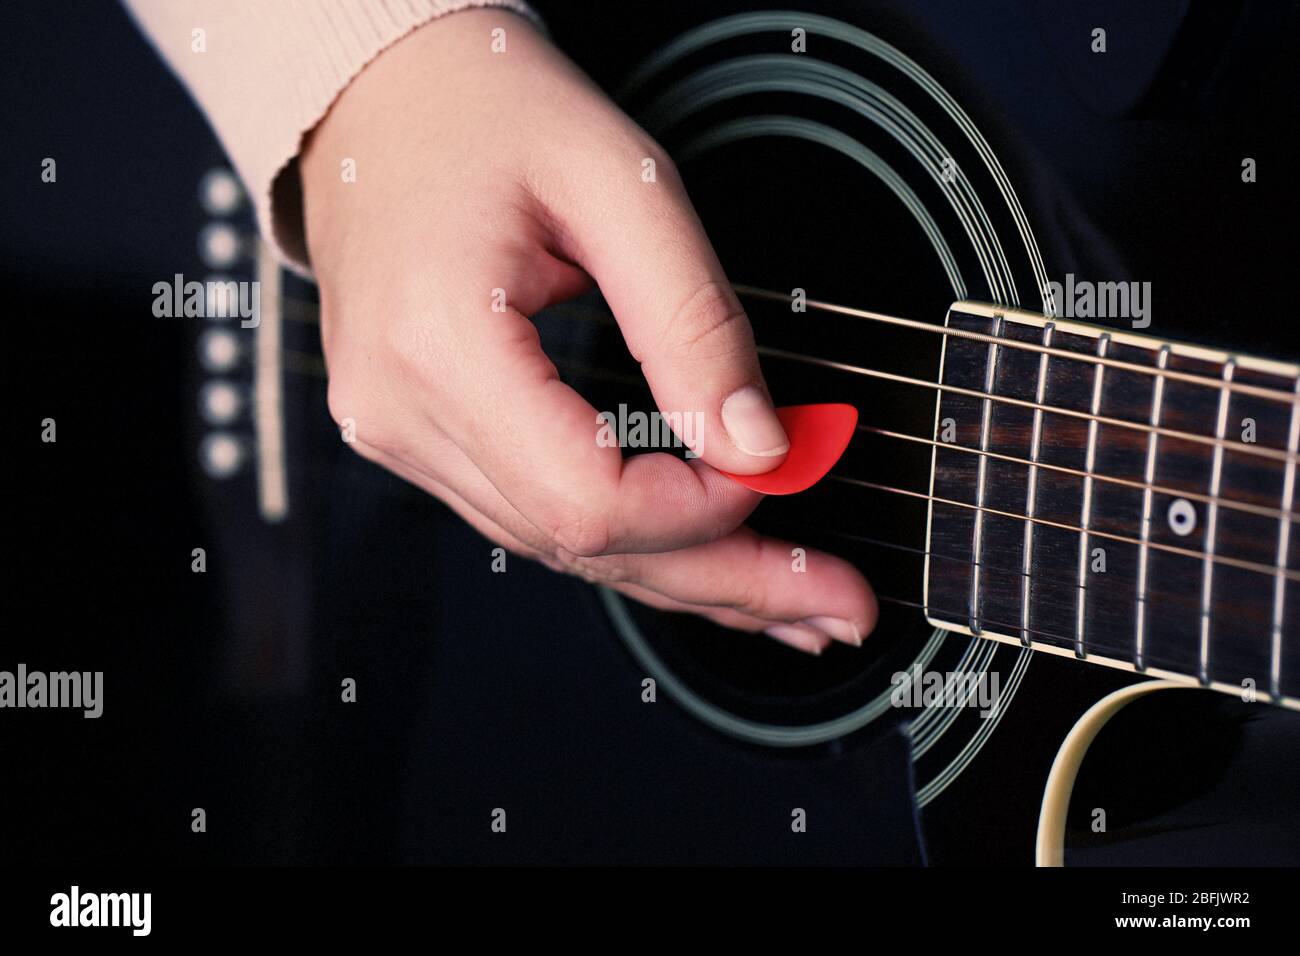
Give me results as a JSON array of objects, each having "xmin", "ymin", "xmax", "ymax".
[{"xmin": 1167, "ymin": 498, "xmax": 1197, "ymax": 536}]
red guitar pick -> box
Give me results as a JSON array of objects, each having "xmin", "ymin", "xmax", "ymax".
[{"xmin": 720, "ymin": 403, "xmax": 859, "ymax": 495}]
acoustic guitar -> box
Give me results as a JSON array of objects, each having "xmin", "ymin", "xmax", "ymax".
[{"xmin": 185, "ymin": 4, "xmax": 1300, "ymax": 865}]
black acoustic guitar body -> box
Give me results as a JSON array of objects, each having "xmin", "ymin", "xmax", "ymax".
[{"xmin": 520, "ymin": 0, "xmax": 1300, "ymax": 865}]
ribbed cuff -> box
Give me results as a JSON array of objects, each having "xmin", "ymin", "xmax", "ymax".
[{"xmin": 122, "ymin": 0, "xmax": 542, "ymax": 275}]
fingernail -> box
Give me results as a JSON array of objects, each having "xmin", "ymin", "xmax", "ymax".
[
  {"xmin": 722, "ymin": 386, "xmax": 789, "ymax": 457},
  {"xmin": 802, "ymin": 616, "xmax": 862, "ymax": 647},
  {"xmin": 764, "ymin": 623, "xmax": 828, "ymax": 656}
]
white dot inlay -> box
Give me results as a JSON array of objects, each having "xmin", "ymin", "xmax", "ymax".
[
  {"xmin": 199, "ymin": 381, "xmax": 242, "ymax": 425},
  {"xmin": 199, "ymin": 168, "xmax": 242, "ymax": 215},
  {"xmin": 198, "ymin": 329, "xmax": 240, "ymax": 371},
  {"xmin": 1167, "ymin": 497, "xmax": 1197, "ymax": 537},
  {"xmin": 200, "ymin": 432, "xmax": 244, "ymax": 479},
  {"xmin": 199, "ymin": 223, "xmax": 241, "ymax": 268}
]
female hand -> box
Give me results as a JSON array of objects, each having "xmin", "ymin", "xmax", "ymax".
[{"xmin": 300, "ymin": 9, "xmax": 876, "ymax": 654}]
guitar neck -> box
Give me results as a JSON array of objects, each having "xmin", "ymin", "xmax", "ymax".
[{"xmin": 923, "ymin": 300, "xmax": 1300, "ymax": 710}]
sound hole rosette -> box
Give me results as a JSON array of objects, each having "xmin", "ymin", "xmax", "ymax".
[{"xmin": 603, "ymin": 11, "xmax": 1047, "ymax": 802}]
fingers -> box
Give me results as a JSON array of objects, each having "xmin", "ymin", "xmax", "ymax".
[
  {"xmin": 610, "ymin": 583, "xmax": 834, "ymax": 656},
  {"xmin": 317, "ymin": 98, "xmax": 788, "ymax": 559},
  {"xmin": 335, "ymin": 291, "xmax": 825, "ymax": 638},
  {"xmin": 350, "ymin": 437, "xmax": 855, "ymax": 656},
  {"xmin": 546, "ymin": 131, "xmax": 790, "ymax": 476},
  {"xmin": 299, "ymin": 8, "xmax": 874, "ymax": 660},
  {"xmin": 428, "ymin": 301, "xmax": 764, "ymax": 557},
  {"xmin": 571, "ymin": 527, "xmax": 878, "ymax": 647},
  {"xmin": 415, "ymin": 166, "xmax": 789, "ymax": 556}
]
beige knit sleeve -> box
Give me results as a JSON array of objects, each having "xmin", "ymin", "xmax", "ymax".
[{"xmin": 121, "ymin": 0, "xmax": 541, "ymax": 274}]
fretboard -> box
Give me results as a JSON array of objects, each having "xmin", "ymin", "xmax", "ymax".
[{"xmin": 923, "ymin": 301, "xmax": 1300, "ymax": 709}]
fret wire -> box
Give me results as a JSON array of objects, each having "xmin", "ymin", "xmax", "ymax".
[
  {"xmin": 1021, "ymin": 322, "xmax": 1053, "ymax": 647},
  {"xmin": 770, "ymin": 518, "xmax": 1190, "ymax": 642},
  {"xmin": 772, "ymin": 519, "xmax": 1095, "ymax": 606},
  {"xmin": 873, "ymin": 593, "xmax": 1278, "ymax": 679},
  {"xmin": 737, "ymin": 285, "xmax": 1300, "ymax": 404},
  {"xmin": 769, "ymin": 520, "xmax": 1076, "ymax": 600},
  {"xmin": 875, "ymin": 593, "xmax": 1116, "ymax": 655},
  {"xmin": 1076, "ymin": 333, "xmax": 1111, "ymax": 659},
  {"xmin": 828, "ymin": 474, "xmax": 1300, "ymax": 582},
  {"xmin": 873, "ymin": 595, "xmax": 1176, "ymax": 668},
  {"xmin": 1271, "ymin": 379, "xmax": 1300, "ymax": 699},
  {"xmin": 769, "ymin": 517, "xmax": 1288, "ymax": 674},
  {"xmin": 1199, "ymin": 359, "xmax": 1236, "ymax": 685},
  {"xmin": 757, "ymin": 345, "xmax": 1300, "ymax": 465},
  {"xmin": 1135, "ymin": 346, "xmax": 1170, "ymax": 673},
  {"xmin": 967, "ymin": 315, "xmax": 1003, "ymax": 636}
]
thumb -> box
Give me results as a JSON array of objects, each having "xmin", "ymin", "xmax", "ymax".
[{"xmin": 554, "ymin": 142, "xmax": 789, "ymax": 476}]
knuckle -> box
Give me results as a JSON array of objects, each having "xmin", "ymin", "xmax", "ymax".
[
  {"xmin": 544, "ymin": 508, "xmax": 612, "ymax": 560},
  {"xmin": 729, "ymin": 537, "xmax": 774, "ymax": 616},
  {"xmin": 553, "ymin": 550, "xmax": 626, "ymax": 586},
  {"xmin": 665, "ymin": 280, "xmax": 751, "ymax": 359},
  {"xmin": 733, "ymin": 583, "xmax": 768, "ymax": 619},
  {"xmin": 325, "ymin": 375, "xmax": 400, "ymax": 457}
]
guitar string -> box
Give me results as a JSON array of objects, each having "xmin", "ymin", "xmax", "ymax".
[
  {"xmin": 272, "ymin": 343, "xmax": 1300, "ymax": 582},
  {"xmin": 868, "ymin": 598, "xmax": 1222, "ymax": 671},
  {"xmin": 770, "ymin": 516, "xmax": 1230, "ymax": 614},
  {"xmin": 829, "ymin": 474, "xmax": 1300, "ymax": 582},
  {"xmin": 736, "ymin": 285, "xmax": 1300, "ymax": 404},
  {"xmin": 763, "ymin": 518, "xmax": 1277, "ymax": 677},
  {"xmin": 769, "ymin": 523, "xmax": 1128, "ymax": 629},
  {"xmin": 774, "ymin": 515, "xmax": 1289, "ymax": 661},
  {"xmin": 870, "ymin": 594, "xmax": 1269, "ymax": 682},
  {"xmin": 270, "ymin": 354, "xmax": 1265, "ymax": 628},
  {"xmin": 264, "ymin": 349, "xmax": 1292, "ymax": 676},
  {"xmin": 281, "ymin": 294, "xmax": 1300, "ymax": 469},
  {"xmin": 284, "ymin": 291, "xmax": 1300, "ymax": 409},
  {"xmin": 757, "ymin": 344, "xmax": 1300, "ymax": 466},
  {"xmin": 272, "ymin": 292, "xmax": 1300, "ymax": 577},
  {"xmin": 627, "ymin": 50, "xmax": 1290, "ymax": 402},
  {"xmin": 535, "ymin": 295, "xmax": 1300, "ymax": 468},
  {"xmin": 858, "ymin": 425, "xmax": 1299, "ymax": 522},
  {"xmin": 275, "ymin": 334, "xmax": 1300, "ymax": 528}
]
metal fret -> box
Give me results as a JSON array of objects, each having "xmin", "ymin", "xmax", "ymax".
[
  {"xmin": 1075, "ymin": 334, "xmax": 1111, "ymax": 659},
  {"xmin": 1021, "ymin": 322, "xmax": 1055, "ymax": 647},
  {"xmin": 926, "ymin": 300, "xmax": 1300, "ymax": 710},
  {"xmin": 1198, "ymin": 359, "xmax": 1237, "ymax": 685},
  {"xmin": 1134, "ymin": 346, "xmax": 1171, "ymax": 672},
  {"xmin": 968, "ymin": 315, "xmax": 1004, "ymax": 635},
  {"xmin": 1271, "ymin": 379, "xmax": 1300, "ymax": 698}
]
